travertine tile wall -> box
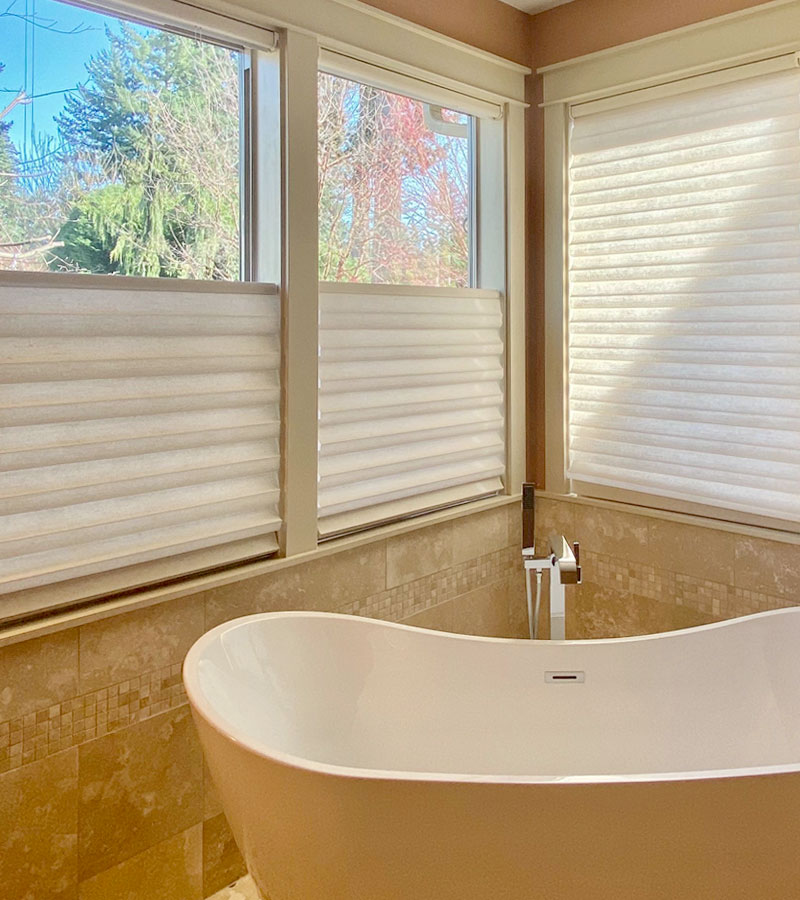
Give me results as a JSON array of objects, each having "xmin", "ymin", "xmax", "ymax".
[
  {"xmin": 534, "ymin": 496, "xmax": 800, "ymax": 639},
  {"xmin": 0, "ymin": 503, "xmax": 526, "ymax": 900}
]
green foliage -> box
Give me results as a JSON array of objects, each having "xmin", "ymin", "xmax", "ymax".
[
  {"xmin": 54, "ymin": 23, "xmax": 241, "ymax": 278},
  {"xmin": 3, "ymin": 22, "xmax": 467, "ymax": 283},
  {"xmin": 53, "ymin": 186, "xmax": 125, "ymax": 274}
]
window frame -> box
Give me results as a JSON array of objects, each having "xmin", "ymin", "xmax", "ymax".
[
  {"xmin": 0, "ymin": 0, "xmax": 528, "ymax": 626},
  {"xmin": 540, "ymin": 0, "xmax": 800, "ymax": 535},
  {"xmin": 312, "ymin": 57, "xmax": 515, "ymax": 535}
]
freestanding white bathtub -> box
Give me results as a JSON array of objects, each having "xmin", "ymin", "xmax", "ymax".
[{"xmin": 183, "ymin": 609, "xmax": 800, "ymax": 900}]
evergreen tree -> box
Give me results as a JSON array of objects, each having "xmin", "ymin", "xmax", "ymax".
[{"xmin": 55, "ymin": 24, "xmax": 241, "ymax": 278}]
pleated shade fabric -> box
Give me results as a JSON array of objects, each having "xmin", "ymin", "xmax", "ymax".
[
  {"xmin": 567, "ymin": 68, "xmax": 800, "ymax": 523},
  {"xmin": 0, "ymin": 277, "xmax": 282, "ymax": 601},
  {"xmin": 318, "ymin": 285, "xmax": 506, "ymax": 536}
]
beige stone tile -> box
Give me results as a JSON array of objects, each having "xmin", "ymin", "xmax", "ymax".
[
  {"xmin": 0, "ymin": 747, "xmax": 78, "ymax": 900},
  {"xmin": 669, "ymin": 603, "xmax": 717, "ymax": 631},
  {"xmin": 294, "ymin": 541, "xmax": 387, "ymax": 612},
  {"xmin": 78, "ymin": 825, "xmax": 202, "ymax": 900},
  {"xmin": 450, "ymin": 580, "xmax": 513, "ymax": 638},
  {"xmin": 386, "ymin": 522, "xmax": 452, "ymax": 588},
  {"xmin": 202, "ymin": 568, "xmax": 296, "ymax": 630},
  {"xmin": 203, "ymin": 813, "xmax": 246, "ymax": 898},
  {"xmin": 532, "ymin": 497, "xmax": 575, "ymax": 556},
  {"xmin": 735, "ymin": 536, "xmax": 800, "ymax": 599},
  {"xmin": 78, "ymin": 704, "xmax": 203, "ymax": 880},
  {"xmin": 571, "ymin": 504, "xmax": 650, "ymax": 565},
  {"xmin": 648, "ymin": 519, "xmax": 734, "ymax": 584},
  {"xmin": 0, "ymin": 629, "xmax": 79, "ymax": 724},
  {"xmin": 568, "ymin": 581, "xmax": 713, "ymax": 640},
  {"xmin": 399, "ymin": 600, "xmax": 455, "ymax": 633},
  {"xmin": 507, "ymin": 501, "xmax": 523, "ymax": 551},
  {"xmin": 204, "ymin": 542, "xmax": 387, "ymax": 629},
  {"xmin": 451, "ymin": 506, "xmax": 509, "ymax": 565},
  {"xmin": 79, "ymin": 596, "xmax": 205, "ymax": 694}
]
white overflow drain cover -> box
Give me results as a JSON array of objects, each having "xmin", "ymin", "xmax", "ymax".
[{"xmin": 544, "ymin": 671, "xmax": 585, "ymax": 683}]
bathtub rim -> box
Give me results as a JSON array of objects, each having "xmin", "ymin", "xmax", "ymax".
[{"xmin": 183, "ymin": 606, "xmax": 800, "ymax": 787}]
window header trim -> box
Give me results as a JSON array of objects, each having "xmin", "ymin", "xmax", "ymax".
[
  {"xmin": 319, "ymin": 47, "xmax": 504, "ymax": 119},
  {"xmin": 570, "ymin": 50, "xmax": 800, "ymax": 118},
  {"xmin": 539, "ymin": 0, "xmax": 800, "ymax": 108},
  {"xmin": 73, "ymin": 0, "xmax": 279, "ymax": 51}
]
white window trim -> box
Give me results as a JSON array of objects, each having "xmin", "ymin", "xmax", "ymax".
[
  {"xmin": 318, "ymin": 48, "xmax": 505, "ymax": 119},
  {"xmin": 541, "ymin": 0, "xmax": 800, "ymax": 534},
  {"xmin": 0, "ymin": 0, "xmax": 528, "ymax": 625}
]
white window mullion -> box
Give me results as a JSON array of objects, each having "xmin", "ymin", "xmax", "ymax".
[{"xmin": 280, "ymin": 29, "xmax": 320, "ymax": 555}]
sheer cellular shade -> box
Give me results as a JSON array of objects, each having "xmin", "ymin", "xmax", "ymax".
[
  {"xmin": 567, "ymin": 67, "xmax": 800, "ymax": 523},
  {"xmin": 318, "ymin": 286, "xmax": 505, "ymax": 536},
  {"xmin": 0, "ymin": 278, "xmax": 282, "ymax": 602}
]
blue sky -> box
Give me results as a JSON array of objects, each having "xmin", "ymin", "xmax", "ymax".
[{"xmin": 0, "ymin": 0, "xmax": 130, "ymax": 159}]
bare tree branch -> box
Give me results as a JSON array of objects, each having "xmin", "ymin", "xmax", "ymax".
[
  {"xmin": 0, "ymin": 240, "xmax": 64, "ymax": 259},
  {"xmin": 0, "ymin": 2, "xmax": 95, "ymax": 34},
  {"xmin": 0, "ymin": 90, "xmax": 31, "ymax": 122}
]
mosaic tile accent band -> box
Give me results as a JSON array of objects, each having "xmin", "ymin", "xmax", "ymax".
[
  {"xmin": 585, "ymin": 550, "xmax": 794, "ymax": 619},
  {"xmin": 0, "ymin": 663, "xmax": 187, "ymax": 775},
  {"xmin": 341, "ymin": 545, "xmax": 519, "ymax": 621}
]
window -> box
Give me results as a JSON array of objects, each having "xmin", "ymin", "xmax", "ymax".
[
  {"xmin": 0, "ymin": 0, "xmax": 249, "ymax": 278},
  {"xmin": 318, "ymin": 71, "xmax": 473, "ymax": 287},
  {"xmin": 316, "ymin": 60, "xmax": 507, "ymax": 536},
  {"xmin": 0, "ymin": 0, "xmax": 281, "ymax": 619},
  {"xmin": 563, "ymin": 60, "xmax": 800, "ymax": 526}
]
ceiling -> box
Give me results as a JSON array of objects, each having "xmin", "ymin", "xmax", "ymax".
[{"xmin": 501, "ymin": 0, "xmax": 575, "ymax": 13}]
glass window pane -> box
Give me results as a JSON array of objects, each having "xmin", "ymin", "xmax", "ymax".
[
  {"xmin": 318, "ymin": 71, "xmax": 472, "ymax": 287},
  {"xmin": 0, "ymin": 0, "xmax": 243, "ymax": 278}
]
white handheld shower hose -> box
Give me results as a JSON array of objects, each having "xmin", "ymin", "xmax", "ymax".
[{"xmin": 525, "ymin": 566, "xmax": 544, "ymax": 640}]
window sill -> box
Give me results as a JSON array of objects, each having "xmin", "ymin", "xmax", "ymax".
[
  {"xmin": 0, "ymin": 493, "xmax": 520, "ymax": 649},
  {"xmin": 537, "ymin": 490, "xmax": 800, "ymax": 547}
]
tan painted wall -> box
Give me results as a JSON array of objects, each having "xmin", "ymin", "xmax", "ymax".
[
  {"xmin": 526, "ymin": 0, "xmax": 773, "ymax": 485},
  {"xmin": 362, "ymin": 0, "xmax": 531, "ymax": 65},
  {"xmin": 529, "ymin": 0, "xmax": 775, "ymax": 68}
]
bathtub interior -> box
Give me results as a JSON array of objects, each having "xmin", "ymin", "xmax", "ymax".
[{"xmin": 189, "ymin": 609, "xmax": 800, "ymax": 780}]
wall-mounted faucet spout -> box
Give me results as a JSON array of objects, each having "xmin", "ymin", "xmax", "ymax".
[{"xmin": 549, "ymin": 534, "xmax": 581, "ymax": 585}]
